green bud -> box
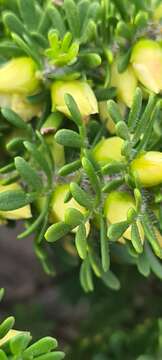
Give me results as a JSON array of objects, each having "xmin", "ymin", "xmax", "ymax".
[
  {"xmin": 131, "ymin": 39, "xmax": 162, "ymax": 93},
  {"xmin": 93, "ymin": 136, "xmax": 124, "ymax": 165},
  {"xmin": 51, "ymin": 80, "xmax": 98, "ymax": 119},
  {"xmin": 0, "ymin": 57, "xmax": 40, "ymax": 95},
  {"xmin": 131, "ymin": 151, "xmax": 162, "ymax": 187}
]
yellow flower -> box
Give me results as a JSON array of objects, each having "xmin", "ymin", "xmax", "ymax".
[
  {"xmin": 104, "ymin": 190, "xmax": 144, "ymax": 241},
  {"xmin": 131, "ymin": 151, "xmax": 162, "ymax": 187},
  {"xmin": 93, "ymin": 136, "xmax": 124, "ymax": 165},
  {"xmin": 51, "ymin": 80, "xmax": 98, "ymax": 119},
  {"xmin": 50, "ymin": 183, "xmax": 90, "ymax": 235},
  {"xmin": 0, "ymin": 93, "xmax": 42, "ymax": 122},
  {"xmin": 0, "ymin": 183, "xmax": 32, "ymax": 220},
  {"xmin": 110, "ymin": 61, "xmax": 137, "ymax": 107},
  {"xmin": 0, "ymin": 57, "xmax": 40, "ymax": 95},
  {"xmin": 131, "ymin": 39, "xmax": 162, "ymax": 93}
]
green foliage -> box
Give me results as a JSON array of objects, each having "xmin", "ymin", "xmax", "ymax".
[
  {"xmin": 0, "ymin": 289, "xmax": 65, "ymax": 360},
  {"xmin": 0, "ymin": 0, "xmax": 162, "ymax": 296}
]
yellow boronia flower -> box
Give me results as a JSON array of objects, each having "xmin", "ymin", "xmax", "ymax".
[
  {"xmin": 0, "ymin": 57, "xmax": 40, "ymax": 95},
  {"xmin": 51, "ymin": 80, "xmax": 98, "ymax": 119},
  {"xmin": 110, "ymin": 61, "xmax": 137, "ymax": 107},
  {"xmin": 50, "ymin": 183, "xmax": 90, "ymax": 235},
  {"xmin": 0, "ymin": 93, "xmax": 42, "ymax": 122},
  {"xmin": 131, "ymin": 39, "xmax": 162, "ymax": 93},
  {"xmin": 104, "ymin": 191, "xmax": 144, "ymax": 242},
  {"xmin": 93, "ymin": 136, "xmax": 124, "ymax": 165},
  {"xmin": 131, "ymin": 151, "xmax": 162, "ymax": 187},
  {"xmin": 0, "ymin": 183, "xmax": 32, "ymax": 220},
  {"xmin": 99, "ymin": 101, "xmax": 127, "ymax": 134}
]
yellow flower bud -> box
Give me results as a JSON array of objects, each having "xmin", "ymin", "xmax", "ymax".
[
  {"xmin": 131, "ymin": 39, "xmax": 162, "ymax": 93},
  {"xmin": 104, "ymin": 190, "xmax": 144, "ymax": 241},
  {"xmin": 93, "ymin": 136, "xmax": 124, "ymax": 165},
  {"xmin": 110, "ymin": 62, "xmax": 137, "ymax": 107},
  {"xmin": 50, "ymin": 183, "xmax": 90, "ymax": 235},
  {"xmin": 0, "ymin": 183, "xmax": 32, "ymax": 220},
  {"xmin": 99, "ymin": 100, "xmax": 127, "ymax": 134},
  {"xmin": 131, "ymin": 151, "xmax": 162, "ymax": 187},
  {"xmin": 0, "ymin": 57, "xmax": 40, "ymax": 95},
  {"xmin": 51, "ymin": 80, "xmax": 98, "ymax": 119}
]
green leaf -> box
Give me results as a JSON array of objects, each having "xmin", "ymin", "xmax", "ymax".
[
  {"xmin": 108, "ymin": 221, "xmax": 129, "ymax": 241},
  {"xmin": 107, "ymin": 100, "xmax": 123, "ymax": 124},
  {"xmin": 0, "ymin": 317, "xmax": 15, "ymax": 339},
  {"xmin": 70, "ymin": 182, "xmax": 94, "ymax": 210},
  {"xmin": 115, "ymin": 121, "xmax": 130, "ymax": 140},
  {"xmin": 58, "ymin": 159, "xmax": 81, "ymax": 176},
  {"xmin": 75, "ymin": 223, "xmax": 87, "ymax": 259},
  {"xmin": 131, "ymin": 222, "xmax": 143, "ymax": 254},
  {"xmin": 102, "ymin": 178, "xmax": 124, "ymax": 193},
  {"xmin": 24, "ymin": 141, "xmax": 52, "ymax": 183},
  {"xmin": 95, "ymin": 87, "xmax": 117, "ymax": 101},
  {"xmin": 0, "ymin": 289, "xmax": 5, "ymax": 302},
  {"xmin": 80, "ymin": 19, "xmax": 96, "ymax": 44},
  {"xmin": 100, "ymin": 217, "xmax": 110, "ymax": 272},
  {"xmin": 141, "ymin": 214, "xmax": 161, "ymax": 258},
  {"xmin": 80, "ymin": 257, "xmax": 94, "ymax": 292},
  {"xmin": 1, "ymin": 108, "xmax": 29, "ymax": 131},
  {"xmin": 80, "ymin": 53, "xmax": 101, "ymax": 69},
  {"xmin": 0, "ymin": 350, "xmax": 7, "ymax": 360},
  {"xmin": 88, "ymin": 247, "xmax": 102, "ymax": 277},
  {"xmin": 65, "ymin": 207, "xmax": 84, "ymax": 228},
  {"xmin": 0, "ymin": 190, "xmax": 35, "ymax": 211},
  {"xmin": 128, "ymin": 87, "xmax": 142, "ymax": 130},
  {"xmin": 12, "ymin": 33, "xmax": 42, "ymax": 68},
  {"xmin": 116, "ymin": 21, "xmax": 133, "ymax": 41},
  {"xmin": 102, "ymin": 270, "xmax": 121, "ymax": 290},
  {"xmin": 3, "ymin": 11, "xmax": 25, "ymax": 37},
  {"xmin": 18, "ymin": 0, "xmax": 38, "ymax": 30},
  {"xmin": 45, "ymin": 222, "xmax": 71, "ymax": 243},
  {"xmin": 133, "ymin": 94, "xmax": 156, "ymax": 145},
  {"xmin": 10, "ymin": 333, "xmax": 31, "ymax": 355},
  {"xmin": 47, "ymin": 6, "xmax": 66, "ymax": 38},
  {"xmin": 64, "ymin": 0, "xmax": 80, "ymax": 38},
  {"xmin": 55, "ymin": 129, "xmax": 82, "ymax": 148},
  {"xmin": 101, "ymin": 161, "xmax": 126, "ymax": 175},
  {"xmin": 145, "ymin": 243, "xmax": 162, "ymax": 280},
  {"xmin": 64, "ymin": 94, "xmax": 82, "ymax": 127},
  {"xmin": 117, "ymin": 49, "xmax": 131, "ymax": 73},
  {"xmin": 23, "ymin": 337, "xmax": 58, "ymax": 359},
  {"xmin": 137, "ymin": 249, "xmax": 150, "ymax": 277},
  {"xmin": 28, "ymin": 352, "xmax": 65, "ymax": 360},
  {"xmin": 15, "ymin": 157, "xmax": 43, "ymax": 192},
  {"xmin": 82, "ymin": 157, "xmax": 101, "ymax": 200}
]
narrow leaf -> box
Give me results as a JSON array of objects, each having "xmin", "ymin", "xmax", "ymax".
[
  {"xmin": 55, "ymin": 129, "xmax": 82, "ymax": 148},
  {"xmin": 45, "ymin": 222, "xmax": 70, "ymax": 243},
  {"xmin": 15, "ymin": 157, "xmax": 43, "ymax": 192},
  {"xmin": 75, "ymin": 223, "xmax": 87, "ymax": 259},
  {"xmin": 70, "ymin": 182, "xmax": 94, "ymax": 210}
]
